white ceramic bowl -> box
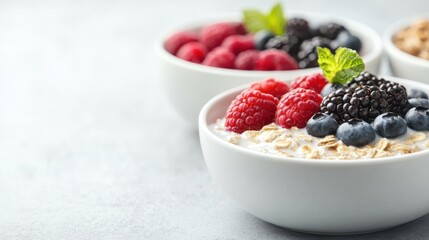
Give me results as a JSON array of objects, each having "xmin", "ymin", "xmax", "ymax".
[
  {"xmin": 384, "ymin": 16, "xmax": 429, "ymax": 82},
  {"xmin": 157, "ymin": 11, "xmax": 383, "ymax": 128},
  {"xmin": 199, "ymin": 77, "xmax": 429, "ymax": 235}
]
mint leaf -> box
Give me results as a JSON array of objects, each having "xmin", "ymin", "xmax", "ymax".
[
  {"xmin": 317, "ymin": 47, "xmax": 365, "ymax": 85},
  {"xmin": 242, "ymin": 9, "xmax": 269, "ymax": 33},
  {"xmin": 317, "ymin": 47, "xmax": 337, "ymax": 81},
  {"xmin": 242, "ymin": 3, "xmax": 286, "ymax": 35},
  {"xmin": 266, "ymin": 3, "xmax": 285, "ymax": 35}
]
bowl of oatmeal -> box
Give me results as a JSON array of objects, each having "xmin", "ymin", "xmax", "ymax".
[
  {"xmin": 384, "ymin": 17, "xmax": 429, "ymax": 82},
  {"xmin": 199, "ymin": 76, "xmax": 429, "ymax": 235}
]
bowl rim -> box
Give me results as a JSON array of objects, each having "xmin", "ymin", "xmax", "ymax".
[
  {"xmin": 199, "ymin": 76, "xmax": 429, "ymax": 166},
  {"xmin": 156, "ymin": 11, "xmax": 383, "ymax": 78},
  {"xmin": 383, "ymin": 15, "xmax": 429, "ymax": 68}
]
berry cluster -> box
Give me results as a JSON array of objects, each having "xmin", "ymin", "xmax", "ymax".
[
  {"xmin": 310, "ymin": 71, "xmax": 429, "ymax": 147},
  {"xmin": 225, "ymin": 74, "xmax": 327, "ymax": 133},
  {"xmin": 165, "ymin": 23, "xmax": 298, "ymax": 71},
  {"xmin": 165, "ymin": 5, "xmax": 362, "ymax": 71},
  {"xmin": 262, "ymin": 19, "xmax": 362, "ymax": 68},
  {"xmin": 220, "ymin": 43, "xmax": 429, "ymax": 149},
  {"xmin": 224, "ymin": 69, "xmax": 429, "ymax": 148},
  {"xmin": 320, "ymin": 72, "xmax": 409, "ymax": 123}
]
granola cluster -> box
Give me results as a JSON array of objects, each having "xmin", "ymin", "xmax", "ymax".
[{"xmin": 393, "ymin": 19, "xmax": 429, "ymax": 60}]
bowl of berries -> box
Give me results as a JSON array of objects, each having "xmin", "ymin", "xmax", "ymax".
[
  {"xmin": 157, "ymin": 3, "xmax": 383, "ymax": 127},
  {"xmin": 384, "ymin": 17, "xmax": 429, "ymax": 82},
  {"xmin": 199, "ymin": 48, "xmax": 429, "ymax": 234}
]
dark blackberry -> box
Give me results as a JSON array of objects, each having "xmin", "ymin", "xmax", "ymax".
[
  {"xmin": 287, "ymin": 17, "xmax": 311, "ymax": 41},
  {"xmin": 265, "ymin": 34, "xmax": 301, "ymax": 58},
  {"xmin": 297, "ymin": 36, "xmax": 334, "ymax": 69},
  {"xmin": 378, "ymin": 80, "xmax": 409, "ymax": 116},
  {"xmin": 347, "ymin": 72, "xmax": 383, "ymax": 88},
  {"xmin": 317, "ymin": 22, "xmax": 347, "ymax": 40},
  {"xmin": 347, "ymin": 72, "xmax": 409, "ymax": 116},
  {"xmin": 320, "ymin": 85, "xmax": 389, "ymax": 123}
]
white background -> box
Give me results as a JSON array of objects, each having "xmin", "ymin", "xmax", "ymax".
[{"xmin": 0, "ymin": 0, "xmax": 429, "ymax": 239}]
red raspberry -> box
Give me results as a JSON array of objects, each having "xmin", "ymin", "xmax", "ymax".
[
  {"xmin": 176, "ymin": 42, "xmax": 207, "ymax": 63},
  {"xmin": 202, "ymin": 47, "xmax": 235, "ymax": 69},
  {"xmin": 275, "ymin": 88, "xmax": 323, "ymax": 129},
  {"xmin": 221, "ymin": 35, "xmax": 255, "ymax": 55},
  {"xmin": 291, "ymin": 73, "xmax": 328, "ymax": 94},
  {"xmin": 225, "ymin": 89, "xmax": 279, "ymax": 133},
  {"xmin": 255, "ymin": 49, "xmax": 299, "ymax": 71},
  {"xmin": 235, "ymin": 50, "xmax": 260, "ymax": 70},
  {"xmin": 165, "ymin": 31, "xmax": 199, "ymax": 55},
  {"xmin": 234, "ymin": 23, "xmax": 248, "ymax": 35},
  {"xmin": 250, "ymin": 78, "xmax": 290, "ymax": 99},
  {"xmin": 201, "ymin": 23, "xmax": 237, "ymax": 50}
]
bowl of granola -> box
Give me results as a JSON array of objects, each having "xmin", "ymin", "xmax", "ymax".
[
  {"xmin": 199, "ymin": 50, "xmax": 429, "ymax": 234},
  {"xmin": 384, "ymin": 17, "xmax": 429, "ymax": 82}
]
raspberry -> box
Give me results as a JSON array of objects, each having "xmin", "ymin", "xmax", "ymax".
[
  {"xmin": 250, "ymin": 78, "xmax": 290, "ymax": 99},
  {"xmin": 235, "ymin": 50, "xmax": 260, "ymax": 70},
  {"xmin": 255, "ymin": 49, "xmax": 299, "ymax": 71},
  {"xmin": 275, "ymin": 88, "xmax": 323, "ymax": 128},
  {"xmin": 165, "ymin": 31, "xmax": 199, "ymax": 55},
  {"xmin": 201, "ymin": 23, "xmax": 237, "ymax": 50},
  {"xmin": 234, "ymin": 23, "xmax": 248, "ymax": 35},
  {"xmin": 291, "ymin": 73, "xmax": 328, "ymax": 93},
  {"xmin": 202, "ymin": 47, "xmax": 235, "ymax": 69},
  {"xmin": 176, "ymin": 42, "xmax": 207, "ymax": 63},
  {"xmin": 225, "ymin": 89, "xmax": 278, "ymax": 133},
  {"xmin": 221, "ymin": 35, "xmax": 255, "ymax": 55}
]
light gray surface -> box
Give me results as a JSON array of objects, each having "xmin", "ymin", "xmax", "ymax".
[{"xmin": 0, "ymin": 0, "xmax": 429, "ymax": 239}]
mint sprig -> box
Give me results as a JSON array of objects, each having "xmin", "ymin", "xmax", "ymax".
[
  {"xmin": 242, "ymin": 3, "xmax": 286, "ymax": 35},
  {"xmin": 317, "ymin": 47, "xmax": 365, "ymax": 85}
]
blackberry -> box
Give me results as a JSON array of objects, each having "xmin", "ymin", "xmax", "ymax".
[
  {"xmin": 348, "ymin": 72, "xmax": 409, "ymax": 116},
  {"xmin": 347, "ymin": 72, "xmax": 384, "ymax": 88},
  {"xmin": 317, "ymin": 22, "xmax": 347, "ymax": 40},
  {"xmin": 320, "ymin": 85, "xmax": 389, "ymax": 123},
  {"xmin": 265, "ymin": 34, "xmax": 301, "ymax": 58},
  {"xmin": 377, "ymin": 80, "xmax": 409, "ymax": 116},
  {"xmin": 287, "ymin": 18, "xmax": 311, "ymax": 41},
  {"xmin": 297, "ymin": 36, "xmax": 334, "ymax": 69}
]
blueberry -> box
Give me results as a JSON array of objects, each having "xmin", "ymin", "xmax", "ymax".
[
  {"xmin": 336, "ymin": 119, "xmax": 375, "ymax": 147},
  {"xmin": 306, "ymin": 113, "xmax": 339, "ymax": 138},
  {"xmin": 409, "ymin": 98, "xmax": 429, "ymax": 108},
  {"xmin": 373, "ymin": 112, "xmax": 407, "ymax": 138},
  {"xmin": 332, "ymin": 31, "xmax": 362, "ymax": 52},
  {"xmin": 405, "ymin": 107, "xmax": 429, "ymax": 131},
  {"xmin": 321, "ymin": 83, "xmax": 343, "ymax": 97},
  {"xmin": 408, "ymin": 89, "xmax": 428, "ymax": 99},
  {"xmin": 254, "ymin": 30, "xmax": 275, "ymax": 50}
]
